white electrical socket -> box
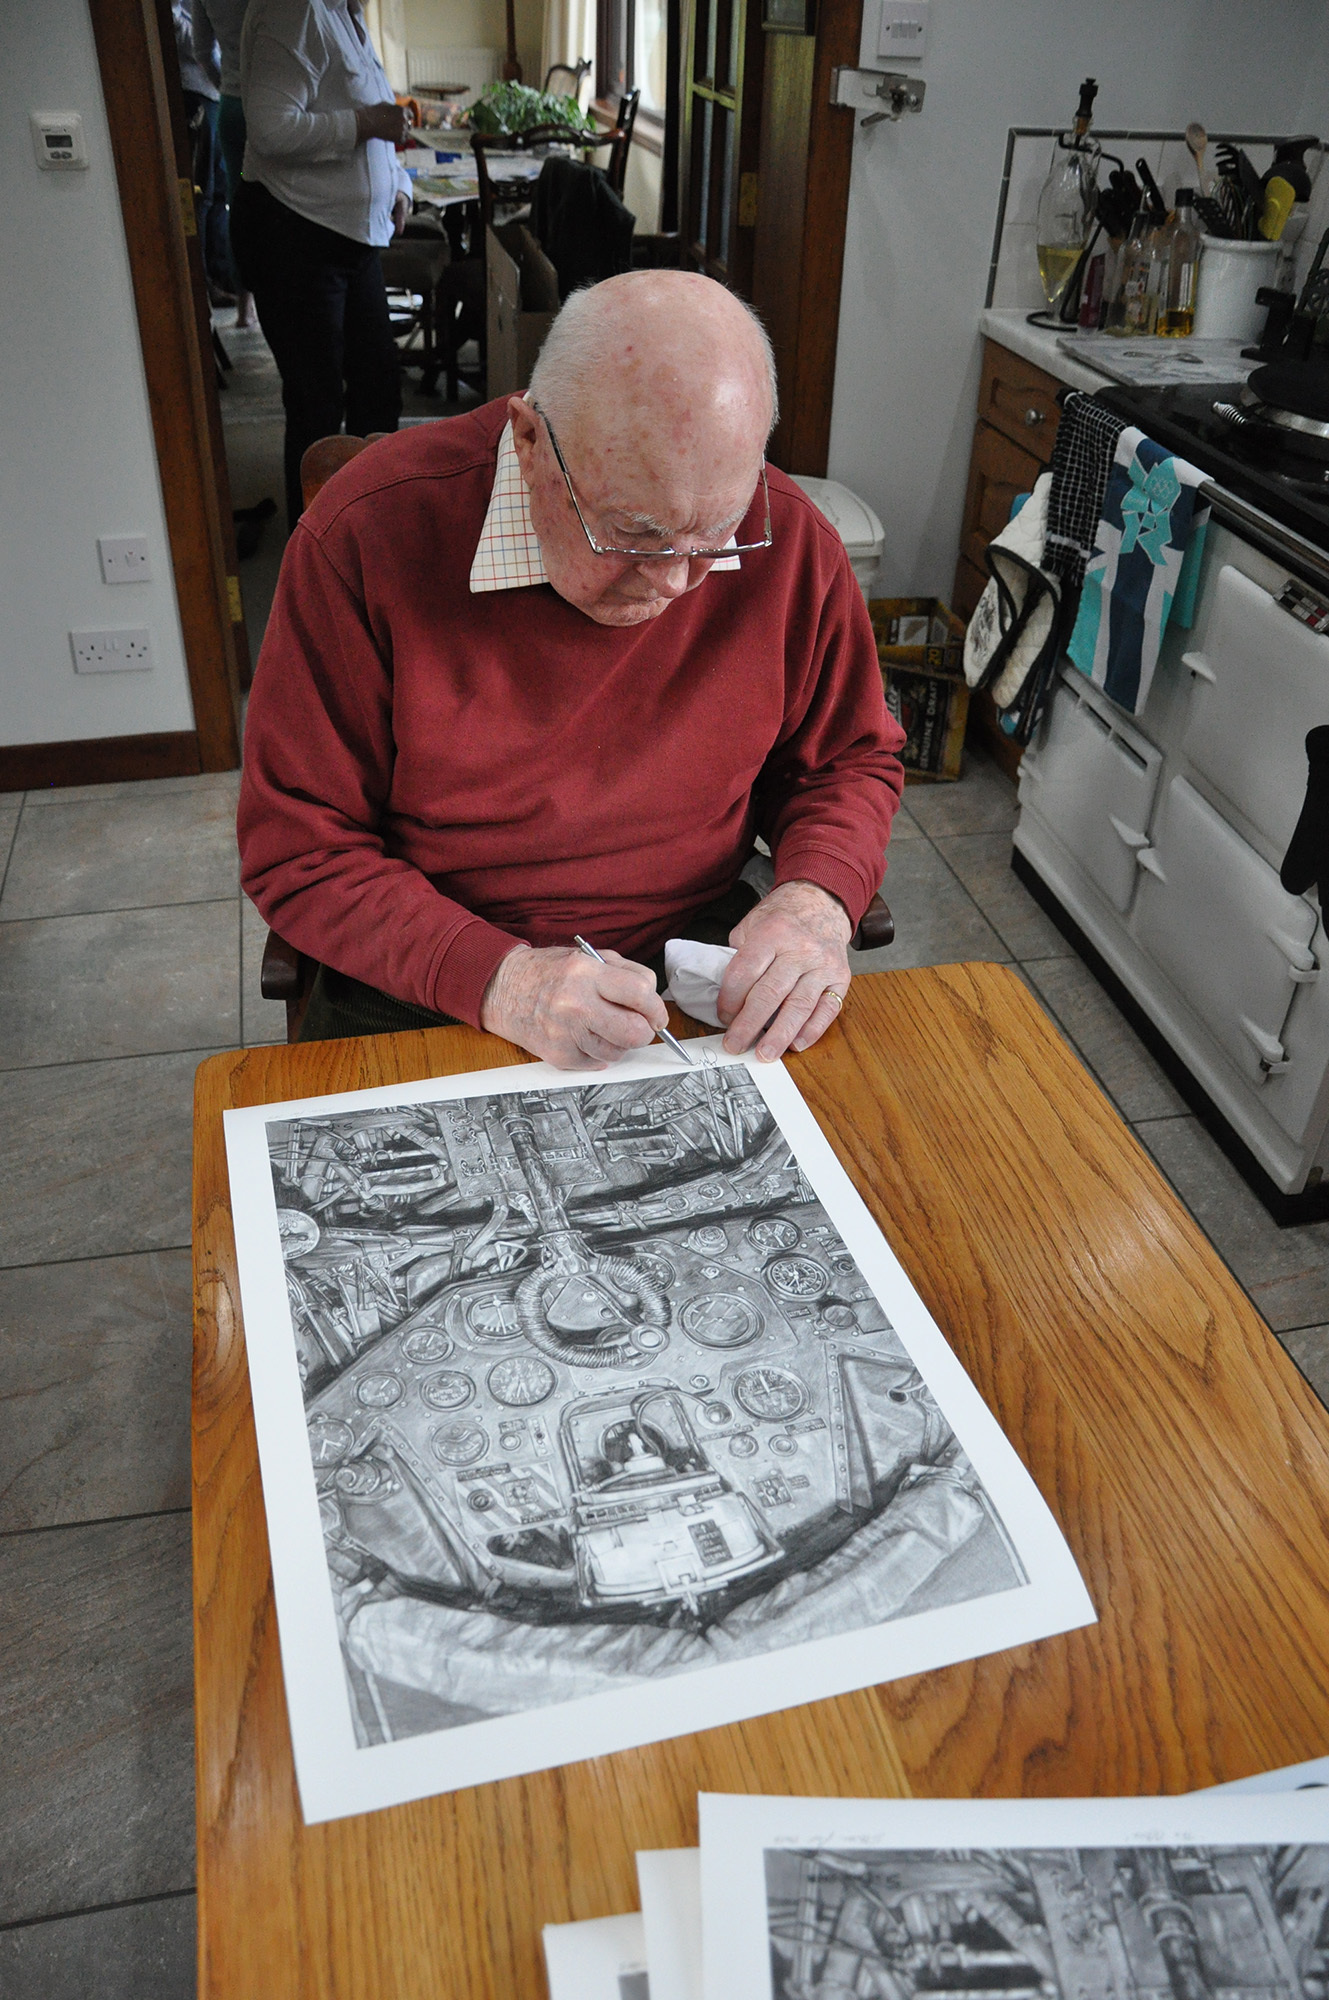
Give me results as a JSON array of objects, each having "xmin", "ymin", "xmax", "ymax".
[
  {"xmin": 98, "ymin": 535, "xmax": 151, "ymax": 583},
  {"xmin": 70, "ymin": 628, "xmax": 154, "ymax": 674},
  {"xmin": 859, "ymin": 0, "xmax": 929, "ymax": 66}
]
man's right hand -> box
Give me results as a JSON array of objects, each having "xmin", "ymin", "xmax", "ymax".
[
  {"xmin": 479, "ymin": 945, "xmax": 669, "ymax": 1070},
  {"xmin": 355, "ymin": 101, "xmax": 411, "ymax": 146}
]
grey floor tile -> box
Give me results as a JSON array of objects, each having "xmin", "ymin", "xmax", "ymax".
[
  {"xmin": 2, "ymin": 784, "xmax": 239, "ymax": 917},
  {"xmin": 898, "ymin": 750, "xmax": 1018, "ymax": 838},
  {"xmin": 0, "ymin": 903, "xmax": 239, "ymax": 1070},
  {"xmin": 1024, "ymin": 956, "xmax": 1189, "ymax": 1122},
  {"xmin": 240, "ymin": 895, "xmax": 287, "ymax": 1047},
  {"xmin": 0, "ymin": 800, "xmax": 19, "ymax": 881},
  {"xmin": 934, "ymin": 831, "xmax": 1072, "ymax": 962},
  {"xmin": 0, "ymin": 1049, "xmax": 215, "ymax": 1269},
  {"xmin": 21, "ymin": 769, "xmax": 239, "ymax": 809},
  {"xmin": 0, "ymin": 1514, "xmax": 194, "ymax": 1926},
  {"xmin": 1136, "ymin": 1115, "xmax": 1329, "ymax": 1334},
  {"xmin": 857, "ymin": 837, "xmax": 1011, "ymax": 974},
  {"xmin": 1280, "ymin": 1324, "xmax": 1329, "ymax": 1409},
  {"xmin": 0, "ymin": 1250, "xmax": 191, "ymax": 1533},
  {"xmin": 887, "ymin": 798, "xmax": 923, "ymax": 841},
  {"xmin": 0, "ymin": 1893, "xmax": 195, "ymax": 2000}
]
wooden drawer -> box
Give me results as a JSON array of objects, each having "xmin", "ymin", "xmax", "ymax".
[
  {"xmin": 960, "ymin": 420, "xmax": 1044, "ymax": 579},
  {"xmin": 978, "ymin": 338, "xmax": 1061, "ymax": 461}
]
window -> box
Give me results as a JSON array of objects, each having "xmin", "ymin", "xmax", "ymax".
[{"xmin": 598, "ymin": 0, "xmax": 669, "ymax": 132}]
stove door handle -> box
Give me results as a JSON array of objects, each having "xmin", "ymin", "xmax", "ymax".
[{"xmin": 1182, "ymin": 649, "xmax": 1217, "ymax": 684}]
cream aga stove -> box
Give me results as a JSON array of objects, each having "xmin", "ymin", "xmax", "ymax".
[{"xmin": 1012, "ymin": 380, "xmax": 1329, "ymax": 1216}]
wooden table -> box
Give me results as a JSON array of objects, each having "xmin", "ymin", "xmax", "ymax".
[{"xmin": 192, "ymin": 965, "xmax": 1329, "ymax": 1998}]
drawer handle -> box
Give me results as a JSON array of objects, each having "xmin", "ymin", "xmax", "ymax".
[
  {"xmin": 1240, "ymin": 1015, "xmax": 1291, "ymax": 1073},
  {"xmin": 1136, "ymin": 846, "xmax": 1167, "ymax": 880},
  {"xmin": 1182, "ymin": 649, "xmax": 1216, "ymax": 684},
  {"xmin": 1023, "ymin": 406, "xmax": 1046, "ymax": 426},
  {"xmin": 1110, "ymin": 816, "xmax": 1149, "ymax": 849}
]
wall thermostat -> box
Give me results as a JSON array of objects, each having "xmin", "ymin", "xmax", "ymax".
[{"xmin": 31, "ymin": 112, "xmax": 88, "ymax": 171}]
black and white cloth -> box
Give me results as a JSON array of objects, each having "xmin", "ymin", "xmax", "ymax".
[{"xmin": 1043, "ymin": 391, "xmax": 1128, "ymax": 590}]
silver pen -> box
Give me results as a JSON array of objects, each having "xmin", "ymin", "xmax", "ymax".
[{"xmin": 573, "ymin": 935, "xmax": 695, "ymax": 1066}]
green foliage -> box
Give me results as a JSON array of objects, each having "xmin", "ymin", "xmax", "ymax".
[{"xmin": 468, "ymin": 81, "xmax": 595, "ymax": 137}]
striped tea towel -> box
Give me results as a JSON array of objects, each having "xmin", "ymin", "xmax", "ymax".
[{"xmin": 1067, "ymin": 427, "xmax": 1209, "ymax": 716}]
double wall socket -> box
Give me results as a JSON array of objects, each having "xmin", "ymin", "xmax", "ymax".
[
  {"xmin": 70, "ymin": 628, "xmax": 154, "ymax": 673},
  {"xmin": 98, "ymin": 534, "xmax": 150, "ymax": 583}
]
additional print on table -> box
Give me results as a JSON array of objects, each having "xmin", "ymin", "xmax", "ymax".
[
  {"xmin": 224, "ymin": 1044, "xmax": 1093, "ymax": 1821},
  {"xmin": 700, "ymin": 1793, "xmax": 1329, "ymax": 2000}
]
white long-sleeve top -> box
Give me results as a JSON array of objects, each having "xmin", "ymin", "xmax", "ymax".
[
  {"xmin": 194, "ymin": 0, "xmax": 249, "ymax": 99},
  {"xmin": 239, "ymin": 0, "xmax": 410, "ymax": 246}
]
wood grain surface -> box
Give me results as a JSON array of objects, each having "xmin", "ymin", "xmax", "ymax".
[{"xmin": 192, "ymin": 965, "xmax": 1329, "ymax": 1999}]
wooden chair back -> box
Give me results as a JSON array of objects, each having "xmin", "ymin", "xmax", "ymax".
[
  {"xmin": 469, "ymin": 118, "xmax": 634, "ymax": 229},
  {"xmin": 299, "ymin": 433, "xmax": 387, "ymax": 512}
]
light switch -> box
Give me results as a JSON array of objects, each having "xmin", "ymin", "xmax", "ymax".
[{"xmin": 877, "ymin": 1, "xmax": 929, "ymax": 60}]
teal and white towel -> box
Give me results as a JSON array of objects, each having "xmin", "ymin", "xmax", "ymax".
[{"xmin": 1067, "ymin": 427, "xmax": 1209, "ymax": 716}]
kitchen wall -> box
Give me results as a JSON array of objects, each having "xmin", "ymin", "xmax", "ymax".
[
  {"xmin": 0, "ymin": 0, "xmax": 194, "ymax": 753},
  {"xmin": 827, "ymin": 0, "xmax": 1329, "ymax": 599},
  {"xmin": 404, "ymin": 0, "xmax": 544, "ymax": 96}
]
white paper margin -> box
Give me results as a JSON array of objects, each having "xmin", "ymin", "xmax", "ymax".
[
  {"xmin": 637, "ymin": 1848, "xmax": 703, "ymax": 2000},
  {"xmin": 223, "ymin": 1039, "xmax": 1095, "ymax": 1823},
  {"xmin": 543, "ymin": 1909, "xmax": 647, "ymax": 2000},
  {"xmin": 700, "ymin": 1790, "xmax": 1329, "ymax": 2000}
]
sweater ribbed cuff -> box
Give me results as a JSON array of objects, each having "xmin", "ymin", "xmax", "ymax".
[
  {"xmin": 773, "ymin": 849, "xmax": 874, "ymax": 930},
  {"xmin": 429, "ymin": 917, "xmax": 526, "ymax": 1029}
]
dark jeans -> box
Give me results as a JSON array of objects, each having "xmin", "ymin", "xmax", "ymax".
[
  {"xmin": 183, "ymin": 91, "xmax": 229, "ymax": 294},
  {"xmin": 229, "ymin": 178, "xmax": 401, "ymax": 530},
  {"xmin": 296, "ymin": 879, "xmax": 761, "ymax": 1044},
  {"xmin": 216, "ymin": 93, "xmax": 246, "ymax": 292}
]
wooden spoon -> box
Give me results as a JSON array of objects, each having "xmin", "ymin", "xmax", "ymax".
[{"xmin": 1186, "ymin": 120, "xmax": 1211, "ymax": 195}]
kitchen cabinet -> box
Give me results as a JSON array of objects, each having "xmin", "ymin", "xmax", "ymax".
[{"xmin": 953, "ymin": 340, "xmax": 1065, "ymax": 775}]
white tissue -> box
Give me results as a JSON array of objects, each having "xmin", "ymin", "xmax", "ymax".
[{"xmin": 662, "ymin": 938, "xmax": 736, "ymax": 1028}]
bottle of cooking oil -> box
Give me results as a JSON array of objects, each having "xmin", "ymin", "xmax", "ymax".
[
  {"xmin": 1034, "ymin": 77, "xmax": 1099, "ymax": 314},
  {"xmin": 1104, "ymin": 210, "xmax": 1162, "ymax": 336},
  {"xmin": 1156, "ymin": 190, "xmax": 1202, "ymax": 336}
]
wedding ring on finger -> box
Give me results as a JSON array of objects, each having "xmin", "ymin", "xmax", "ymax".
[{"xmin": 824, "ymin": 989, "xmax": 844, "ymax": 1013}]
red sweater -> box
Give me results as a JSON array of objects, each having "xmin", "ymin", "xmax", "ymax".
[{"xmin": 238, "ymin": 401, "xmax": 905, "ymax": 1026}]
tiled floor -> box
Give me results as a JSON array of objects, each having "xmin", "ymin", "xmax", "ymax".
[{"xmin": 6, "ymin": 336, "xmax": 1329, "ymax": 1986}]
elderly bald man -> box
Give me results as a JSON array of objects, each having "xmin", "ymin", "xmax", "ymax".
[{"xmin": 239, "ymin": 272, "xmax": 905, "ymax": 1068}]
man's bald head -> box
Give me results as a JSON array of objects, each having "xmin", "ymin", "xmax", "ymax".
[
  {"xmin": 512, "ymin": 272, "xmax": 778, "ymax": 626},
  {"xmin": 528, "ymin": 271, "xmax": 777, "ymax": 463}
]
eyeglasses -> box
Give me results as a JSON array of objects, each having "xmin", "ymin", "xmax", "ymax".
[{"xmin": 531, "ymin": 402, "xmax": 773, "ymax": 563}]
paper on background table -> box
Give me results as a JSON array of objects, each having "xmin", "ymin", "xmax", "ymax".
[
  {"xmin": 223, "ymin": 1038, "xmax": 1093, "ymax": 1822},
  {"xmin": 637, "ymin": 1849, "xmax": 702, "ymax": 2000},
  {"xmin": 543, "ymin": 1910, "xmax": 649, "ymax": 2000},
  {"xmin": 700, "ymin": 1790, "xmax": 1329, "ymax": 2000}
]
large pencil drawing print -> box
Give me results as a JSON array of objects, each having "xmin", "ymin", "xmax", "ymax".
[{"xmin": 264, "ymin": 1064, "xmax": 1026, "ymax": 1747}]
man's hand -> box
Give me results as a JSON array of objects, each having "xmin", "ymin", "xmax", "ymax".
[
  {"xmin": 480, "ymin": 945, "xmax": 669, "ymax": 1070},
  {"xmin": 718, "ymin": 879, "xmax": 852, "ymax": 1062},
  {"xmin": 356, "ymin": 100, "xmax": 411, "ymax": 146},
  {"xmin": 392, "ymin": 190, "xmax": 410, "ymax": 237}
]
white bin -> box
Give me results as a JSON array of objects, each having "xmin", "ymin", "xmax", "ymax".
[{"xmin": 789, "ymin": 475, "xmax": 885, "ymax": 598}]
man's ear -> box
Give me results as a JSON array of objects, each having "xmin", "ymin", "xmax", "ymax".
[{"xmin": 508, "ymin": 396, "xmax": 540, "ymax": 483}]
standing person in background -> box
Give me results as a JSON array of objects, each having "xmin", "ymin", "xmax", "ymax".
[
  {"xmin": 194, "ymin": 0, "xmax": 258, "ymax": 328},
  {"xmin": 229, "ymin": 0, "xmax": 413, "ymax": 530},
  {"xmin": 172, "ymin": 0, "xmax": 233, "ymax": 305}
]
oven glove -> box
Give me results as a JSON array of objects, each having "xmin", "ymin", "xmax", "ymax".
[
  {"xmin": 963, "ymin": 472, "xmax": 1061, "ymax": 712},
  {"xmin": 662, "ymin": 938, "xmax": 737, "ymax": 1027},
  {"xmin": 1279, "ymin": 726, "xmax": 1329, "ymax": 898}
]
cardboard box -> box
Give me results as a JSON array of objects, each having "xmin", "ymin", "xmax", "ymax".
[
  {"xmin": 486, "ymin": 222, "xmax": 560, "ymax": 397},
  {"xmin": 869, "ymin": 596, "xmax": 969, "ymax": 783}
]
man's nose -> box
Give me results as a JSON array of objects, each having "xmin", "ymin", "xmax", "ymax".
[{"xmin": 635, "ymin": 554, "xmax": 693, "ymax": 597}]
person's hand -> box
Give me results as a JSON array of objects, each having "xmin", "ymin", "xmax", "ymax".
[
  {"xmin": 392, "ymin": 190, "xmax": 410, "ymax": 236},
  {"xmin": 355, "ymin": 100, "xmax": 411, "ymax": 146},
  {"xmin": 717, "ymin": 879, "xmax": 852, "ymax": 1062},
  {"xmin": 479, "ymin": 944, "xmax": 669, "ymax": 1070}
]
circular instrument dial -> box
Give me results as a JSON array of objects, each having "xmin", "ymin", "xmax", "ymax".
[
  {"xmin": 421, "ymin": 1371, "xmax": 475, "ymax": 1411},
  {"xmin": 764, "ymin": 1253, "xmax": 829, "ymax": 1300},
  {"xmin": 746, "ymin": 1214, "xmax": 800, "ymax": 1252},
  {"xmin": 307, "ymin": 1415, "xmax": 355, "ymax": 1467},
  {"xmin": 680, "ymin": 1292, "xmax": 764, "ymax": 1349},
  {"xmin": 487, "ymin": 1356, "xmax": 556, "ymax": 1407},
  {"xmin": 734, "ymin": 1366, "xmax": 809, "ymax": 1421},
  {"xmin": 402, "ymin": 1326, "xmax": 453, "ymax": 1363},
  {"xmin": 431, "ymin": 1421, "xmax": 489, "ymax": 1467},
  {"xmin": 356, "ymin": 1372, "xmax": 403, "ymax": 1408}
]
